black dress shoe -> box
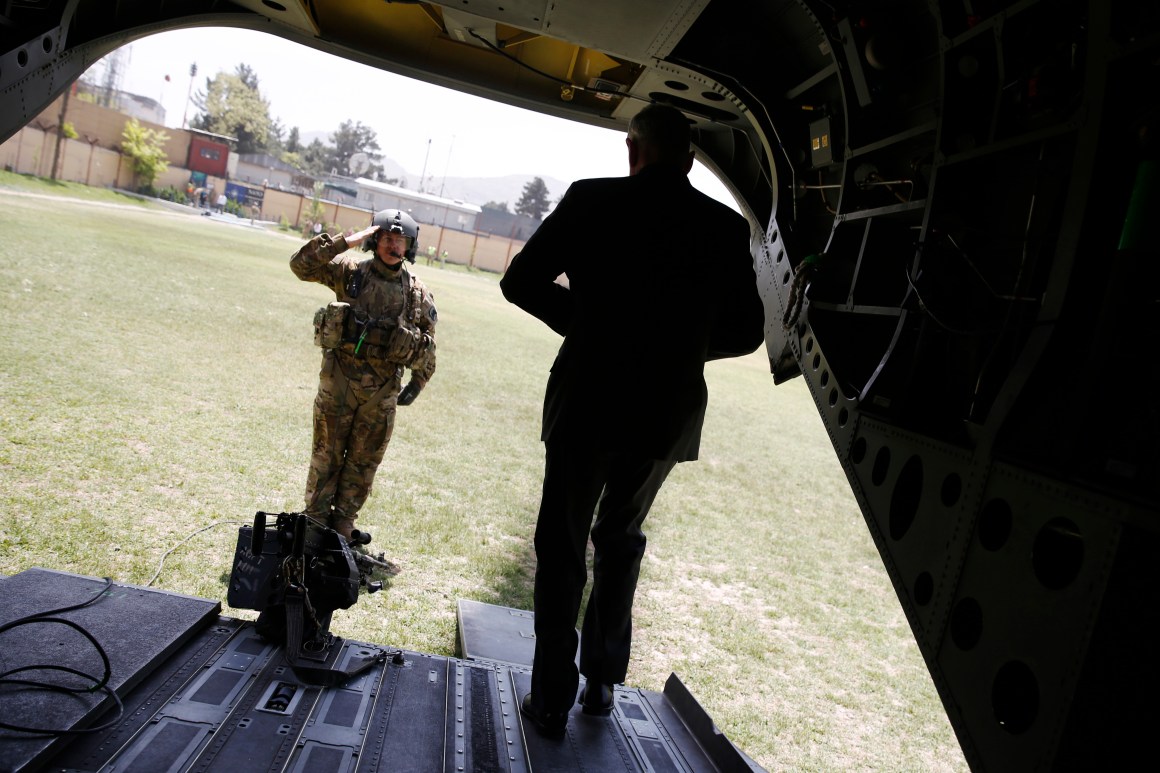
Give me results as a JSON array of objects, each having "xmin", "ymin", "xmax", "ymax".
[
  {"xmin": 521, "ymin": 694, "xmax": 568, "ymax": 738},
  {"xmin": 578, "ymin": 682, "xmax": 614, "ymax": 716}
]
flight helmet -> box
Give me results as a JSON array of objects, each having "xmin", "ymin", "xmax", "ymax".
[{"xmin": 365, "ymin": 208, "xmax": 420, "ymax": 262}]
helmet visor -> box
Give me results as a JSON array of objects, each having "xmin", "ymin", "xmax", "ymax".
[{"xmin": 379, "ymin": 229, "xmax": 414, "ymax": 255}]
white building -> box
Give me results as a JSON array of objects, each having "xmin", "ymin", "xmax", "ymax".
[
  {"xmin": 234, "ymin": 153, "xmax": 300, "ymax": 192},
  {"xmin": 355, "ymin": 177, "xmax": 481, "ymax": 232}
]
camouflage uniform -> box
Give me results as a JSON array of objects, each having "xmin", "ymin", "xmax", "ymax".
[{"xmin": 290, "ymin": 232, "xmax": 437, "ymax": 536}]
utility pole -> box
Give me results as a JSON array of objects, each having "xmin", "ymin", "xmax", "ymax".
[{"xmin": 50, "ymin": 85, "xmax": 71, "ymax": 180}]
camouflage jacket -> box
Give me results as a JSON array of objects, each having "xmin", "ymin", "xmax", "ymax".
[{"xmin": 290, "ymin": 233, "xmax": 437, "ymax": 389}]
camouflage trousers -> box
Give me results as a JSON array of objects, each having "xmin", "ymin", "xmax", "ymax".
[{"xmin": 304, "ymin": 352, "xmax": 402, "ymax": 525}]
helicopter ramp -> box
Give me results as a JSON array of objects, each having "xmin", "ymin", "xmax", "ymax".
[{"xmin": 0, "ymin": 568, "xmax": 760, "ymax": 772}]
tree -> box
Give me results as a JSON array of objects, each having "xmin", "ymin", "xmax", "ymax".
[
  {"xmin": 300, "ymin": 137, "xmax": 329, "ymax": 176},
  {"xmin": 280, "ymin": 150, "xmax": 303, "ymax": 169},
  {"xmin": 515, "ymin": 177, "xmax": 551, "ymax": 220},
  {"xmin": 266, "ymin": 118, "xmax": 286, "ymax": 156},
  {"xmin": 234, "ymin": 63, "xmax": 260, "ymax": 91},
  {"xmin": 303, "ymin": 182, "xmax": 327, "ymax": 236},
  {"xmin": 279, "ymin": 127, "xmax": 303, "ymax": 168},
  {"xmin": 120, "ymin": 118, "xmax": 170, "ymax": 190},
  {"xmin": 190, "ymin": 64, "xmax": 272, "ymax": 155},
  {"xmin": 327, "ymin": 120, "xmax": 383, "ymax": 177},
  {"xmin": 483, "ymin": 201, "xmax": 510, "ymax": 212}
]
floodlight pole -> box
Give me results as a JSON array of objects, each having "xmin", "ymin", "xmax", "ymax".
[
  {"xmin": 438, "ymin": 135, "xmax": 454, "ymax": 198},
  {"xmin": 419, "ymin": 138, "xmax": 431, "ymax": 193},
  {"xmin": 182, "ymin": 62, "xmax": 197, "ymax": 129}
]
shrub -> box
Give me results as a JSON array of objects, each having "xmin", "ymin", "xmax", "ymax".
[
  {"xmin": 121, "ymin": 118, "xmax": 169, "ymax": 189},
  {"xmin": 156, "ymin": 185, "xmax": 189, "ymax": 204}
]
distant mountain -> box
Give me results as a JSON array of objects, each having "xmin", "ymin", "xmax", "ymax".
[
  {"xmin": 380, "ymin": 169, "xmax": 569, "ymax": 214},
  {"xmin": 425, "ymin": 174, "xmax": 569, "ymax": 210},
  {"xmin": 297, "ymin": 131, "xmax": 567, "ymax": 211}
]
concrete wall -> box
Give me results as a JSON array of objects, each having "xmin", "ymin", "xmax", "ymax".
[
  {"xmin": 1, "ymin": 104, "xmax": 529, "ymax": 273},
  {"xmin": 421, "ymin": 227, "xmax": 523, "ymax": 273},
  {"xmin": 26, "ymin": 93, "xmax": 191, "ymax": 167},
  {"xmin": 1, "ymin": 125, "xmax": 229, "ymax": 194}
]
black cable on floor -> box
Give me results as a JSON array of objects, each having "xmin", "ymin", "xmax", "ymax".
[{"xmin": 0, "ymin": 576, "xmax": 126, "ymax": 736}]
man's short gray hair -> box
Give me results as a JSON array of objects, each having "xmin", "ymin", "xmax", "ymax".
[{"xmin": 628, "ymin": 103, "xmax": 691, "ymax": 166}]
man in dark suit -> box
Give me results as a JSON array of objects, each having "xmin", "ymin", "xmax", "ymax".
[{"xmin": 500, "ymin": 103, "xmax": 766, "ymax": 738}]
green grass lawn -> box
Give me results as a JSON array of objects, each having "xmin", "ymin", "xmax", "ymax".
[{"xmin": 0, "ymin": 182, "xmax": 968, "ymax": 771}]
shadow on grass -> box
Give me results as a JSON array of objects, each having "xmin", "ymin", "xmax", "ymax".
[
  {"xmin": 470, "ymin": 508, "xmax": 595, "ymax": 634},
  {"xmin": 480, "ymin": 542, "xmax": 537, "ymax": 613}
]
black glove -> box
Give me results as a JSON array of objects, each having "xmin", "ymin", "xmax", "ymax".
[{"xmin": 397, "ymin": 381, "xmax": 421, "ymax": 406}]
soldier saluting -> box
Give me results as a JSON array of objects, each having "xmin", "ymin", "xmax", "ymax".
[{"xmin": 290, "ymin": 209, "xmax": 437, "ymax": 540}]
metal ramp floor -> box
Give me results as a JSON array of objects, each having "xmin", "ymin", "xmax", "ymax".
[{"xmin": 0, "ymin": 568, "xmax": 761, "ymax": 772}]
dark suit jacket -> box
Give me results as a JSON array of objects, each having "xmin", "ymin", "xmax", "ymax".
[{"xmin": 500, "ymin": 165, "xmax": 765, "ymax": 461}]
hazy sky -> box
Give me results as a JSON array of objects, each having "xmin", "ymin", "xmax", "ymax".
[{"xmin": 105, "ymin": 27, "xmax": 734, "ymax": 205}]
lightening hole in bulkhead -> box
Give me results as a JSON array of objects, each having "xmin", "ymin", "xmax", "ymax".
[
  {"xmin": 978, "ymin": 498, "xmax": 1013, "ymax": 551},
  {"xmin": 1032, "ymin": 517, "xmax": 1084, "ymax": 590},
  {"xmin": 950, "ymin": 596, "xmax": 982, "ymax": 650},
  {"xmin": 941, "ymin": 473, "xmax": 962, "ymax": 507},
  {"xmin": 871, "ymin": 446, "xmax": 891, "ymax": 486},
  {"xmin": 889, "ymin": 454, "xmax": 923, "ymax": 541},
  {"xmin": 913, "ymin": 571, "xmax": 933, "ymax": 605},
  {"xmin": 992, "ymin": 661, "xmax": 1039, "ymax": 735}
]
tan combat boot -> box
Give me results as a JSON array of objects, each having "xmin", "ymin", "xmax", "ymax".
[{"xmin": 329, "ymin": 510, "xmax": 357, "ymax": 541}]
